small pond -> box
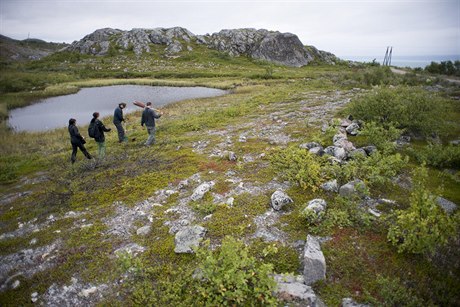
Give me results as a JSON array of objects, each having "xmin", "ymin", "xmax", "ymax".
[{"xmin": 8, "ymin": 85, "xmax": 227, "ymax": 132}]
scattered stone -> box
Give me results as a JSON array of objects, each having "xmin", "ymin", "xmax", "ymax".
[
  {"xmin": 309, "ymin": 146, "xmax": 325, "ymax": 156},
  {"xmin": 80, "ymin": 286, "xmax": 98, "ymax": 298},
  {"xmin": 449, "ymin": 140, "xmax": 460, "ymax": 146},
  {"xmin": 320, "ymin": 180, "xmax": 339, "ymax": 193},
  {"xmin": 334, "ymin": 139, "xmax": 356, "ymax": 152},
  {"xmin": 362, "ymin": 146, "xmax": 377, "ymax": 156},
  {"xmin": 303, "ymin": 235, "xmax": 326, "ymax": 285},
  {"xmin": 304, "ymin": 199, "xmax": 327, "ymax": 215},
  {"xmin": 174, "ymin": 225, "xmax": 207, "ymax": 253},
  {"xmin": 226, "ymin": 197, "xmax": 234, "ymax": 206},
  {"xmin": 12, "ymin": 280, "xmax": 20, "ymax": 289},
  {"xmin": 339, "ymin": 180, "xmax": 367, "ymax": 199},
  {"xmin": 270, "ymin": 190, "xmax": 293, "ymax": 211},
  {"xmin": 274, "ymin": 274, "xmax": 320, "ymax": 305},
  {"xmin": 227, "ymin": 151, "xmax": 237, "ymax": 161},
  {"xmin": 31, "ymin": 292, "xmax": 38, "ymax": 303},
  {"xmin": 136, "ymin": 225, "xmax": 151, "ymax": 236},
  {"xmin": 325, "ymin": 146, "xmax": 347, "ymax": 160},
  {"xmin": 368, "ymin": 208, "xmax": 381, "ymax": 218},
  {"xmin": 190, "ymin": 182, "xmax": 215, "ymax": 201},
  {"xmin": 436, "ymin": 197, "xmax": 457, "ymax": 214},
  {"xmin": 114, "ymin": 243, "xmax": 146, "ymax": 257},
  {"xmin": 345, "ymin": 122, "xmax": 360, "ymax": 135},
  {"xmin": 342, "ymin": 297, "xmax": 371, "ymax": 307},
  {"xmin": 299, "ymin": 142, "xmax": 322, "ymax": 150}
]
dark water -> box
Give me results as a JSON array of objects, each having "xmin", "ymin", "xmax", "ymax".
[{"xmin": 8, "ymin": 85, "xmax": 227, "ymax": 132}]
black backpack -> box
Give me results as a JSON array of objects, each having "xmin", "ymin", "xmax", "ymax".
[{"xmin": 88, "ymin": 120, "xmax": 97, "ymax": 138}]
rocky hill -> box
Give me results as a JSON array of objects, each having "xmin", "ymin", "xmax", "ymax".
[
  {"xmin": 64, "ymin": 27, "xmax": 339, "ymax": 67},
  {"xmin": 0, "ymin": 35, "xmax": 67, "ymax": 63}
]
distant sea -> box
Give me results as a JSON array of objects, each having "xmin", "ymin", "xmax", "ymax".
[{"xmin": 341, "ymin": 55, "xmax": 460, "ymax": 69}]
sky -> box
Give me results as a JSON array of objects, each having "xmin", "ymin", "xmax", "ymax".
[{"xmin": 0, "ymin": 0, "xmax": 459, "ymax": 57}]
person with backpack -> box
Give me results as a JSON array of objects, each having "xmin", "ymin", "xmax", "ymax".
[
  {"xmin": 68, "ymin": 118, "xmax": 92, "ymax": 164},
  {"xmin": 141, "ymin": 102, "xmax": 163, "ymax": 146},
  {"xmin": 89, "ymin": 112, "xmax": 111, "ymax": 159},
  {"xmin": 113, "ymin": 102, "xmax": 128, "ymax": 143}
]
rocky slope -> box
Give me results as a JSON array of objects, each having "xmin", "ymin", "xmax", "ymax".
[
  {"xmin": 64, "ymin": 27, "xmax": 339, "ymax": 67},
  {"xmin": 0, "ymin": 35, "xmax": 67, "ymax": 62}
]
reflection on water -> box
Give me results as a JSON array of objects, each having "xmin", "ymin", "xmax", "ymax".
[{"xmin": 8, "ymin": 85, "xmax": 227, "ymax": 132}]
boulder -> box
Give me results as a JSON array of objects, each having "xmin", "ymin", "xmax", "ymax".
[
  {"xmin": 174, "ymin": 225, "xmax": 207, "ymax": 253},
  {"xmin": 274, "ymin": 274, "xmax": 321, "ymax": 306},
  {"xmin": 305, "ymin": 199, "xmax": 327, "ymax": 214},
  {"xmin": 339, "ymin": 179, "xmax": 367, "ymax": 199},
  {"xmin": 325, "ymin": 146, "xmax": 347, "ymax": 160},
  {"xmin": 320, "ymin": 180, "xmax": 339, "ymax": 193},
  {"xmin": 436, "ymin": 197, "xmax": 457, "ymax": 214},
  {"xmin": 345, "ymin": 122, "xmax": 360, "ymax": 135},
  {"xmin": 303, "ymin": 235, "xmax": 326, "ymax": 285},
  {"xmin": 270, "ymin": 190, "xmax": 293, "ymax": 211},
  {"xmin": 191, "ymin": 182, "xmax": 215, "ymax": 201},
  {"xmin": 309, "ymin": 146, "xmax": 325, "ymax": 156}
]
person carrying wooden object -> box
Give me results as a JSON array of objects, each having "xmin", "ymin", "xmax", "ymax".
[
  {"xmin": 140, "ymin": 101, "xmax": 163, "ymax": 146},
  {"xmin": 113, "ymin": 102, "xmax": 128, "ymax": 143}
]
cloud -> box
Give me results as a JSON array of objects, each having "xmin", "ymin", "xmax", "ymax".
[{"xmin": 1, "ymin": 0, "xmax": 459, "ymax": 56}]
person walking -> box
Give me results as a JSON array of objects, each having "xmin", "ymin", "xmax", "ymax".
[
  {"xmin": 113, "ymin": 102, "xmax": 128, "ymax": 143},
  {"xmin": 141, "ymin": 102, "xmax": 163, "ymax": 146},
  {"xmin": 68, "ymin": 118, "xmax": 92, "ymax": 164},
  {"xmin": 90, "ymin": 112, "xmax": 111, "ymax": 159}
]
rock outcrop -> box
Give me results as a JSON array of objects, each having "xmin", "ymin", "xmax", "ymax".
[{"xmin": 64, "ymin": 27, "xmax": 338, "ymax": 67}]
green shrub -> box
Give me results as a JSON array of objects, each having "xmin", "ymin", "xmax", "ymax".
[
  {"xmin": 271, "ymin": 146, "xmax": 324, "ymax": 191},
  {"xmin": 325, "ymin": 151, "xmax": 407, "ymax": 187},
  {"xmin": 306, "ymin": 196, "xmax": 373, "ymax": 235},
  {"xmin": 410, "ymin": 143, "xmax": 460, "ymax": 169},
  {"xmin": 359, "ymin": 121, "xmax": 402, "ymax": 153},
  {"xmin": 387, "ymin": 165, "xmax": 458, "ymax": 254},
  {"xmin": 193, "ymin": 236, "xmax": 277, "ymax": 306},
  {"xmin": 346, "ymin": 87, "xmax": 452, "ymax": 137},
  {"xmin": 374, "ymin": 275, "xmax": 426, "ymax": 306}
]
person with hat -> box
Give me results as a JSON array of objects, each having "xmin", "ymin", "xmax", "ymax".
[
  {"xmin": 68, "ymin": 118, "xmax": 92, "ymax": 164},
  {"xmin": 113, "ymin": 102, "xmax": 128, "ymax": 143}
]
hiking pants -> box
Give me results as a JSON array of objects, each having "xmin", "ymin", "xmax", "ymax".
[
  {"xmin": 97, "ymin": 141, "xmax": 106, "ymax": 159},
  {"xmin": 114, "ymin": 122, "xmax": 127, "ymax": 142},
  {"xmin": 145, "ymin": 126, "xmax": 156, "ymax": 146},
  {"xmin": 71, "ymin": 143, "xmax": 92, "ymax": 163}
]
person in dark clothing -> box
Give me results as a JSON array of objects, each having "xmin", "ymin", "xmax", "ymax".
[
  {"xmin": 141, "ymin": 102, "xmax": 163, "ymax": 146},
  {"xmin": 68, "ymin": 118, "xmax": 92, "ymax": 164},
  {"xmin": 91, "ymin": 112, "xmax": 111, "ymax": 159},
  {"xmin": 113, "ymin": 102, "xmax": 128, "ymax": 143}
]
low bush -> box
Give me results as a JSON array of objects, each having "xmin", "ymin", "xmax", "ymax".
[
  {"xmin": 410, "ymin": 143, "xmax": 460, "ymax": 169},
  {"xmin": 387, "ymin": 165, "xmax": 458, "ymax": 254},
  {"xmin": 324, "ymin": 151, "xmax": 408, "ymax": 187},
  {"xmin": 271, "ymin": 146, "xmax": 324, "ymax": 191},
  {"xmin": 358, "ymin": 121, "xmax": 402, "ymax": 153},
  {"xmin": 346, "ymin": 86, "xmax": 452, "ymax": 138}
]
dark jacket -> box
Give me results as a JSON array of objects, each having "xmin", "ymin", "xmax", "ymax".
[
  {"xmin": 69, "ymin": 124, "xmax": 85, "ymax": 145},
  {"xmin": 113, "ymin": 107, "xmax": 124, "ymax": 124},
  {"xmin": 141, "ymin": 107, "xmax": 161, "ymax": 127},
  {"xmin": 91, "ymin": 118, "xmax": 111, "ymax": 142}
]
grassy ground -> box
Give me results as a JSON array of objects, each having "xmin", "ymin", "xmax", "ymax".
[{"xmin": 0, "ymin": 51, "xmax": 459, "ymax": 305}]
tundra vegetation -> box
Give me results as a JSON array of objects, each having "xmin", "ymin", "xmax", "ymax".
[{"xmin": 0, "ymin": 40, "xmax": 459, "ymax": 306}]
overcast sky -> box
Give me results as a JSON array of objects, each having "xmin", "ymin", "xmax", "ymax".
[{"xmin": 0, "ymin": 0, "xmax": 459, "ymax": 57}]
